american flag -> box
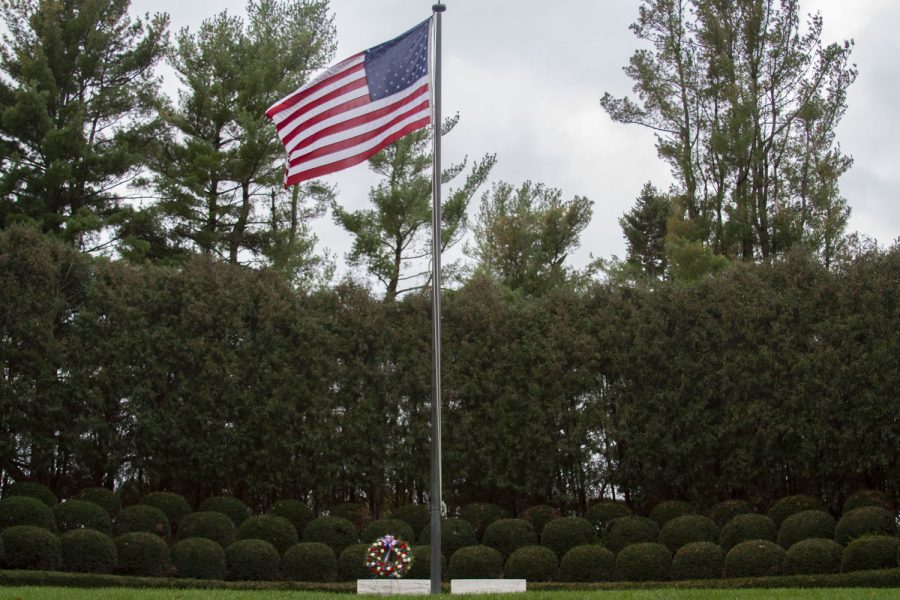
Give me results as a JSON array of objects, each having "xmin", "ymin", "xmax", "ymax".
[{"xmin": 266, "ymin": 18, "xmax": 432, "ymax": 187}]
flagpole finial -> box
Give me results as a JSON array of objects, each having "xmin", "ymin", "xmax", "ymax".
[{"xmin": 432, "ymin": 3, "xmax": 446, "ymax": 12}]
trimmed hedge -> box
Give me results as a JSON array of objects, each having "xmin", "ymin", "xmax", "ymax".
[
  {"xmin": 418, "ymin": 518, "xmax": 478, "ymax": 558},
  {"xmin": 172, "ymin": 538, "xmax": 226, "ymax": 580},
  {"xmin": 584, "ymin": 500, "xmax": 631, "ymax": 534},
  {"xmin": 142, "ymin": 492, "xmax": 192, "ymax": 535},
  {"xmin": 389, "ymin": 504, "xmax": 430, "ymax": 538},
  {"xmin": 408, "ymin": 544, "xmax": 446, "ymax": 580},
  {"xmin": 302, "ymin": 516, "xmax": 358, "ymax": 556},
  {"xmin": 60, "ymin": 529, "xmax": 116, "ymax": 574},
  {"xmin": 505, "ymin": 545, "xmax": 557, "ymax": 581},
  {"xmin": 198, "ymin": 496, "xmax": 250, "ymax": 528},
  {"xmin": 777, "ymin": 510, "xmax": 835, "ymax": 549},
  {"xmin": 113, "ymin": 505, "xmax": 170, "ymax": 539},
  {"xmin": 0, "ymin": 496, "xmax": 57, "ymax": 532},
  {"xmin": 767, "ymin": 495, "xmax": 823, "ymax": 528},
  {"xmin": 177, "ymin": 511, "xmax": 236, "ymax": 548},
  {"xmin": 482, "ymin": 518, "xmax": 537, "ymax": 558},
  {"xmin": 337, "ymin": 543, "xmax": 370, "ymax": 581},
  {"xmin": 448, "ymin": 545, "xmax": 503, "ymax": 579},
  {"xmin": 602, "ymin": 516, "xmax": 659, "ymax": 554},
  {"xmin": 671, "ymin": 541, "xmax": 724, "ymax": 580},
  {"xmin": 615, "ymin": 542, "xmax": 671, "ymax": 582},
  {"xmin": 77, "ymin": 487, "xmax": 121, "ymax": 517},
  {"xmin": 541, "ymin": 517, "xmax": 597, "ymax": 558},
  {"xmin": 708, "ymin": 500, "xmax": 755, "ymax": 528},
  {"xmin": 649, "ymin": 500, "xmax": 696, "ymax": 528},
  {"xmin": 559, "ymin": 544, "xmax": 615, "ymax": 582},
  {"xmin": 841, "ymin": 535, "xmax": 900, "ymax": 573},
  {"xmin": 328, "ymin": 503, "xmax": 370, "ymax": 532},
  {"xmin": 115, "ymin": 532, "xmax": 171, "ymax": 577},
  {"xmin": 282, "ymin": 542, "xmax": 336, "ymax": 582},
  {"xmin": 520, "ymin": 505, "xmax": 560, "ymax": 537},
  {"xmin": 783, "ymin": 538, "xmax": 842, "ymax": 575},
  {"xmin": 225, "ymin": 539, "xmax": 280, "ymax": 581},
  {"xmin": 359, "ymin": 518, "xmax": 415, "ymax": 545},
  {"xmin": 459, "ymin": 503, "xmax": 508, "ymax": 540},
  {"xmin": 843, "ymin": 490, "xmax": 891, "ymax": 513},
  {"xmin": 55, "ymin": 499, "xmax": 113, "ymax": 535},
  {"xmin": 719, "ymin": 513, "xmax": 777, "ymax": 551},
  {"xmin": 724, "ymin": 539, "xmax": 784, "ymax": 578},
  {"xmin": 271, "ymin": 500, "xmax": 315, "ymax": 538},
  {"xmin": 659, "ymin": 514, "xmax": 718, "ymax": 553},
  {"xmin": 4, "ymin": 482, "xmax": 57, "ymax": 507},
  {"xmin": 1, "ymin": 525, "xmax": 61, "ymax": 570},
  {"xmin": 834, "ymin": 506, "xmax": 897, "ymax": 545},
  {"xmin": 236, "ymin": 515, "xmax": 298, "ymax": 554}
]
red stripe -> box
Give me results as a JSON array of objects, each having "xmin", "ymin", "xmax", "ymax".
[
  {"xmin": 280, "ymin": 94, "xmax": 371, "ymax": 149},
  {"xmin": 274, "ymin": 76, "xmax": 368, "ymax": 134},
  {"xmin": 285, "ymin": 118, "xmax": 431, "ymax": 186},
  {"xmin": 266, "ymin": 57, "xmax": 364, "ymax": 118}
]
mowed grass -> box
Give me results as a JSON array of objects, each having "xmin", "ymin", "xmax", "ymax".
[{"xmin": 1, "ymin": 589, "xmax": 899, "ymax": 600}]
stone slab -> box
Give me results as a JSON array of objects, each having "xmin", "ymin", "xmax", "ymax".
[
  {"xmin": 356, "ymin": 579, "xmax": 431, "ymax": 595},
  {"xmin": 450, "ymin": 579, "xmax": 527, "ymax": 594}
]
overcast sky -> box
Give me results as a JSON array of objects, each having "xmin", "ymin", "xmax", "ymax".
[{"xmin": 131, "ymin": 0, "xmax": 900, "ymax": 280}]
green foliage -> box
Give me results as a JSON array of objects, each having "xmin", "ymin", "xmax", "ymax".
[
  {"xmin": 459, "ymin": 502, "xmax": 509, "ymax": 540},
  {"xmin": 519, "ymin": 505, "xmax": 561, "ymax": 537},
  {"xmin": 482, "ymin": 518, "xmax": 538, "ymax": 559},
  {"xmin": 76, "ymin": 488, "xmax": 121, "ymax": 517},
  {"xmin": 407, "ymin": 544, "xmax": 446, "ymax": 580},
  {"xmin": 650, "ymin": 500, "xmax": 697, "ymax": 528},
  {"xmin": 4, "ymin": 482, "xmax": 57, "ymax": 507},
  {"xmin": 171, "ymin": 538, "xmax": 226, "ymax": 580},
  {"xmin": 540, "ymin": 517, "xmax": 598, "ymax": 558},
  {"xmin": 54, "ymin": 500, "xmax": 113, "ymax": 535},
  {"xmin": 834, "ymin": 507, "xmax": 897, "ymax": 545},
  {"xmin": 708, "ymin": 500, "xmax": 755, "ymax": 528},
  {"xmin": 198, "ymin": 497, "xmax": 250, "ymax": 528},
  {"xmin": 1, "ymin": 525, "xmax": 61, "ymax": 570},
  {"xmin": 671, "ymin": 541, "xmax": 724, "ymax": 580},
  {"xmin": 389, "ymin": 505, "xmax": 430, "ymax": 539},
  {"xmin": 60, "ymin": 529, "xmax": 116, "ymax": 574},
  {"xmin": 141, "ymin": 493, "xmax": 192, "ymax": 535},
  {"xmin": 615, "ymin": 542, "xmax": 671, "ymax": 582},
  {"xmin": 113, "ymin": 505, "xmax": 170, "ymax": 539},
  {"xmin": 841, "ymin": 535, "xmax": 899, "ymax": 573},
  {"xmin": 336, "ymin": 543, "xmax": 370, "ymax": 582},
  {"xmin": 282, "ymin": 542, "xmax": 336, "ymax": 582},
  {"xmin": 359, "ymin": 519, "xmax": 414, "ymax": 546},
  {"xmin": 659, "ymin": 514, "xmax": 718, "ymax": 553},
  {"xmin": 270, "ymin": 501, "xmax": 315, "ymax": 539},
  {"xmin": 224, "ymin": 539, "xmax": 280, "ymax": 581},
  {"xmin": 724, "ymin": 540, "xmax": 785, "ymax": 578},
  {"xmin": 328, "ymin": 503, "xmax": 371, "ymax": 532},
  {"xmin": 777, "ymin": 510, "xmax": 836, "ymax": 549},
  {"xmin": 559, "ymin": 544, "xmax": 616, "ymax": 582},
  {"xmin": 0, "ymin": 496, "xmax": 57, "ymax": 531},
  {"xmin": 504, "ymin": 545, "xmax": 557, "ymax": 581},
  {"xmin": 843, "ymin": 490, "xmax": 891, "ymax": 513},
  {"xmin": 719, "ymin": 514, "xmax": 777, "ymax": 551},
  {"xmin": 176, "ymin": 511, "xmax": 236, "ymax": 548},
  {"xmin": 302, "ymin": 517, "xmax": 358, "ymax": 556},
  {"xmin": 602, "ymin": 516, "xmax": 659, "ymax": 554},
  {"xmin": 235, "ymin": 515, "xmax": 298, "ymax": 554},
  {"xmin": 114, "ymin": 532, "xmax": 171, "ymax": 577},
  {"xmin": 584, "ymin": 501, "xmax": 632, "ymax": 535},
  {"xmin": 448, "ymin": 545, "xmax": 503, "ymax": 579},
  {"xmin": 767, "ymin": 495, "xmax": 824, "ymax": 528},
  {"xmin": 418, "ymin": 518, "xmax": 478, "ymax": 558},
  {"xmin": 783, "ymin": 538, "xmax": 843, "ymax": 575}
]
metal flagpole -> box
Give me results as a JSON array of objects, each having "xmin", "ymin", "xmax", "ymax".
[{"xmin": 429, "ymin": 2, "xmax": 445, "ymax": 595}]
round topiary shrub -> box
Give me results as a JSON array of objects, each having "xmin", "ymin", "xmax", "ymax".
[
  {"xmin": 60, "ymin": 528, "xmax": 116, "ymax": 573},
  {"xmin": 708, "ymin": 500, "xmax": 755, "ymax": 528},
  {"xmin": 602, "ymin": 516, "xmax": 659, "ymax": 554},
  {"xmin": 560, "ymin": 544, "xmax": 615, "ymax": 582},
  {"xmin": 650, "ymin": 500, "xmax": 697, "ymax": 528},
  {"xmin": 519, "ymin": 505, "xmax": 560, "ymax": 537},
  {"xmin": 459, "ymin": 503, "xmax": 508, "ymax": 540},
  {"xmin": 113, "ymin": 504, "xmax": 170, "ymax": 538},
  {"xmin": 4, "ymin": 481, "xmax": 57, "ymax": 507},
  {"xmin": 142, "ymin": 492, "xmax": 192, "ymax": 535},
  {"xmin": 541, "ymin": 517, "xmax": 597, "ymax": 558},
  {"xmin": 777, "ymin": 510, "xmax": 836, "ymax": 549},
  {"xmin": 360, "ymin": 519, "xmax": 415, "ymax": 545},
  {"xmin": 329, "ymin": 502, "xmax": 371, "ymax": 532},
  {"xmin": 282, "ymin": 542, "xmax": 336, "ymax": 582},
  {"xmin": 408, "ymin": 544, "xmax": 446, "ymax": 580},
  {"xmin": 834, "ymin": 506, "xmax": 897, "ymax": 545},
  {"xmin": 719, "ymin": 513, "xmax": 777, "ymax": 551},
  {"xmin": 199, "ymin": 496, "xmax": 250, "ymax": 527},
  {"xmin": 615, "ymin": 542, "xmax": 671, "ymax": 582},
  {"xmin": 505, "ymin": 545, "xmax": 557, "ymax": 581},
  {"xmin": 236, "ymin": 515, "xmax": 298, "ymax": 554},
  {"xmin": 226, "ymin": 539, "xmax": 280, "ymax": 580},
  {"xmin": 1, "ymin": 525, "xmax": 61, "ymax": 570},
  {"xmin": 584, "ymin": 500, "xmax": 632, "ymax": 535},
  {"xmin": 172, "ymin": 537, "xmax": 226, "ymax": 580},
  {"xmin": 0, "ymin": 496, "xmax": 57, "ymax": 531},
  {"xmin": 448, "ymin": 545, "xmax": 503, "ymax": 579},
  {"xmin": 77, "ymin": 487, "xmax": 121, "ymax": 517},
  {"xmin": 418, "ymin": 518, "xmax": 478, "ymax": 558},
  {"xmin": 840, "ymin": 535, "xmax": 900, "ymax": 573},
  {"xmin": 723, "ymin": 539, "xmax": 784, "ymax": 578},
  {"xmin": 671, "ymin": 541, "xmax": 724, "ymax": 580},
  {"xmin": 115, "ymin": 532, "xmax": 171, "ymax": 577},
  {"xmin": 177, "ymin": 511, "xmax": 236, "ymax": 548},
  {"xmin": 337, "ymin": 543, "xmax": 370, "ymax": 581},
  {"xmin": 783, "ymin": 538, "xmax": 842, "ymax": 575},
  {"xmin": 659, "ymin": 514, "xmax": 718, "ymax": 553},
  {"xmin": 303, "ymin": 516, "xmax": 358, "ymax": 556},
  {"xmin": 54, "ymin": 499, "xmax": 113, "ymax": 535},
  {"xmin": 271, "ymin": 500, "xmax": 315, "ymax": 537},
  {"xmin": 482, "ymin": 518, "xmax": 537, "ymax": 559},
  {"xmin": 767, "ymin": 495, "xmax": 824, "ymax": 528},
  {"xmin": 843, "ymin": 490, "xmax": 891, "ymax": 514},
  {"xmin": 389, "ymin": 504, "xmax": 430, "ymax": 538}
]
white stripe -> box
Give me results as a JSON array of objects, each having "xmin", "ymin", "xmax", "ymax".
[
  {"xmin": 278, "ymin": 84, "xmax": 370, "ymax": 145},
  {"xmin": 270, "ymin": 59, "xmax": 367, "ymax": 127},
  {"xmin": 267, "ymin": 54, "xmax": 365, "ymax": 121}
]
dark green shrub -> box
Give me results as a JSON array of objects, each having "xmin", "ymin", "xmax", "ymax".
[
  {"xmin": 841, "ymin": 535, "xmax": 900, "ymax": 573},
  {"xmin": 777, "ymin": 510, "xmax": 836, "ymax": 549},
  {"xmin": 177, "ymin": 511, "xmax": 235, "ymax": 548},
  {"xmin": 504, "ymin": 545, "xmax": 557, "ymax": 581},
  {"xmin": 767, "ymin": 495, "xmax": 824, "ymax": 528},
  {"xmin": 225, "ymin": 539, "xmax": 280, "ymax": 581},
  {"xmin": 708, "ymin": 499, "xmax": 755, "ymax": 528},
  {"xmin": 1, "ymin": 525, "xmax": 61, "ymax": 570},
  {"xmin": 584, "ymin": 500, "xmax": 631, "ymax": 535},
  {"xmin": 723, "ymin": 539, "xmax": 784, "ymax": 578},
  {"xmin": 54, "ymin": 499, "xmax": 112, "ymax": 535},
  {"xmin": 171, "ymin": 537, "xmax": 226, "ymax": 580},
  {"xmin": 843, "ymin": 490, "xmax": 891, "ymax": 513},
  {"xmin": 282, "ymin": 542, "xmax": 336, "ymax": 582},
  {"xmin": 389, "ymin": 504, "xmax": 429, "ymax": 538},
  {"xmin": 113, "ymin": 505, "xmax": 170, "ymax": 539},
  {"xmin": 520, "ymin": 505, "xmax": 560, "ymax": 537},
  {"xmin": 541, "ymin": 517, "xmax": 597, "ymax": 558},
  {"xmin": 302, "ymin": 516, "xmax": 358, "ymax": 555},
  {"xmin": 199, "ymin": 496, "xmax": 250, "ymax": 527},
  {"xmin": 60, "ymin": 529, "xmax": 116, "ymax": 574},
  {"xmin": 337, "ymin": 543, "xmax": 370, "ymax": 581},
  {"xmin": 114, "ymin": 532, "xmax": 171, "ymax": 577},
  {"xmin": 271, "ymin": 500, "xmax": 315, "ymax": 537},
  {"xmin": 649, "ymin": 500, "xmax": 696, "ymax": 528},
  {"xmin": 0, "ymin": 496, "xmax": 57, "ymax": 531},
  {"xmin": 459, "ymin": 502, "xmax": 508, "ymax": 540},
  {"xmin": 659, "ymin": 514, "xmax": 718, "ymax": 553},
  {"xmin": 448, "ymin": 545, "xmax": 503, "ymax": 579},
  {"xmin": 328, "ymin": 502, "xmax": 371, "ymax": 532},
  {"xmin": 4, "ymin": 482, "xmax": 57, "ymax": 507},
  {"xmin": 418, "ymin": 518, "xmax": 478, "ymax": 558},
  {"xmin": 482, "ymin": 518, "xmax": 537, "ymax": 558},
  {"xmin": 408, "ymin": 544, "xmax": 446, "ymax": 580},
  {"xmin": 559, "ymin": 544, "xmax": 615, "ymax": 582},
  {"xmin": 719, "ymin": 513, "xmax": 777, "ymax": 551},
  {"xmin": 142, "ymin": 492, "xmax": 191, "ymax": 535},
  {"xmin": 671, "ymin": 541, "xmax": 724, "ymax": 580},
  {"xmin": 0, "ymin": 531, "xmax": 3, "ymax": 562},
  {"xmin": 359, "ymin": 519, "xmax": 415, "ymax": 545},
  {"xmin": 615, "ymin": 542, "xmax": 671, "ymax": 582},
  {"xmin": 602, "ymin": 516, "xmax": 659, "ymax": 554},
  {"xmin": 77, "ymin": 487, "xmax": 121, "ymax": 517},
  {"xmin": 783, "ymin": 538, "xmax": 842, "ymax": 575},
  {"xmin": 835, "ymin": 507, "xmax": 897, "ymax": 545},
  {"xmin": 236, "ymin": 515, "xmax": 298, "ymax": 554}
]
